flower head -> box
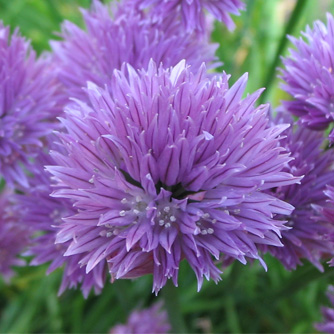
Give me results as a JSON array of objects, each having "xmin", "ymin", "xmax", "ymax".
[
  {"xmin": 16, "ymin": 151, "xmax": 107, "ymax": 298},
  {"xmin": 48, "ymin": 60, "xmax": 299, "ymax": 293},
  {"xmin": 0, "ymin": 187, "xmax": 29, "ymax": 282},
  {"xmin": 109, "ymin": 302, "xmax": 170, "ymax": 334},
  {"xmin": 51, "ymin": 0, "xmax": 219, "ymax": 102},
  {"xmin": 315, "ymin": 285, "xmax": 334, "ymax": 334},
  {"xmin": 0, "ymin": 22, "xmax": 60, "ymax": 187},
  {"xmin": 127, "ymin": 0, "xmax": 245, "ymax": 32},
  {"xmin": 262, "ymin": 113, "xmax": 334, "ymax": 270},
  {"xmin": 280, "ymin": 13, "xmax": 334, "ymax": 137}
]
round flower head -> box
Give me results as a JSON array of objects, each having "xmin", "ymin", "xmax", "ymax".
[
  {"xmin": 315, "ymin": 285, "xmax": 334, "ymax": 334},
  {"xmin": 48, "ymin": 60, "xmax": 299, "ymax": 293},
  {"xmin": 0, "ymin": 23, "xmax": 60, "ymax": 188},
  {"xmin": 280, "ymin": 13, "xmax": 334, "ymax": 138},
  {"xmin": 109, "ymin": 302, "xmax": 170, "ymax": 334},
  {"xmin": 17, "ymin": 151, "xmax": 107, "ymax": 298},
  {"xmin": 51, "ymin": 0, "xmax": 219, "ymax": 102},
  {"xmin": 127, "ymin": 0, "xmax": 245, "ymax": 32},
  {"xmin": 262, "ymin": 113, "xmax": 334, "ymax": 270},
  {"xmin": 0, "ymin": 187, "xmax": 29, "ymax": 282}
]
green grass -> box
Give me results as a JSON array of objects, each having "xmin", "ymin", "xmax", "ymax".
[{"xmin": 1, "ymin": 0, "xmax": 334, "ymax": 332}]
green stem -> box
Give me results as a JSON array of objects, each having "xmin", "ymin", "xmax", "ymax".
[
  {"xmin": 268, "ymin": 264, "xmax": 334, "ymax": 301},
  {"xmin": 162, "ymin": 280, "xmax": 187, "ymax": 333},
  {"xmin": 259, "ymin": 0, "xmax": 309, "ymax": 104},
  {"xmin": 113, "ymin": 279, "xmax": 133, "ymax": 321}
]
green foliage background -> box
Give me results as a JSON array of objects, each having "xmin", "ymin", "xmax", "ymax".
[{"xmin": 0, "ymin": 0, "xmax": 334, "ymax": 333}]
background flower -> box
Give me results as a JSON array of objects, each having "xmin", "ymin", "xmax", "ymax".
[
  {"xmin": 16, "ymin": 150, "xmax": 107, "ymax": 298},
  {"xmin": 51, "ymin": 0, "xmax": 219, "ymax": 102},
  {"xmin": 109, "ymin": 302, "xmax": 170, "ymax": 334},
  {"xmin": 0, "ymin": 187, "xmax": 29, "ymax": 282},
  {"xmin": 0, "ymin": 22, "xmax": 61, "ymax": 188},
  {"xmin": 127, "ymin": 0, "xmax": 245, "ymax": 32},
  {"xmin": 280, "ymin": 13, "xmax": 334, "ymax": 139},
  {"xmin": 262, "ymin": 112, "xmax": 334, "ymax": 270},
  {"xmin": 315, "ymin": 285, "xmax": 334, "ymax": 334}
]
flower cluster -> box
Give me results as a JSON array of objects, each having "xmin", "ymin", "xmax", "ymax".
[
  {"xmin": 280, "ymin": 13, "xmax": 334, "ymax": 138},
  {"xmin": 126, "ymin": 0, "xmax": 245, "ymax": 32},
  {"xmin": 0, "ymin": 22, "xmax": 60, "ymax": 188},
  {"xmin": 262, "ymin": 113, "xmax": 334, "ymax": 270},
  {"xmin": 109, "ymin": 302, "xmax": 170, "ymax": 334},
  {"xmin": 48, "ymin": 60, "xmax": 299, "ymax": 293},
  {"xmin": 51, "ymin": 0, "xmax": 219, "ymax": 101}
]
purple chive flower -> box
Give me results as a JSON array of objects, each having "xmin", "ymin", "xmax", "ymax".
[
  {"xmin": 315, "ymin": 285, "xmax": 334, "ymax": 334},
  {"xmin": 280, "ymin": 13, "xmax": 334, "ymax": 138},
  {"xmin": 51, "ymin": 0, "xmax": 219, "ymax": 102},
  {"xmin": 0, "ymin": 22, "xmax": 61, "ymax": 188},
  {"xmin": 262, "ymin": 112, "xmax": 334, "ymax": 270},
  {"xmin": 109, "ymin": 302, "xmax": 170, "ymax": 334},
  {"xmin": 128, "ymin": 0, "xmax": 245, "ymax": 32},
  {"xmin": 16, "ymin": 151, "xmax": 107, "ymax": 298},
  {"xmin": 0, "ymin": 187, "xmax": 29, "ymax": 282},
  {"xmin": 47, "ymin": 60, "xmax": 299, "ymax": 293}
]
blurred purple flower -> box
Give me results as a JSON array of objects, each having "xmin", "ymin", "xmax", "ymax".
[
  {"xmin": 110, "ymin": 302, "xmax": 170, "ymax": 334},
  {"xmin": 51, "ymin": 0, "xmax": 219, "ymax": 102},
  {"xmin": 128, "ymin": 0, "xmax": 245, "ymax": 32},
  {"xmin": 16, "ymin": 151, "xmax": 107, "ymax": 298},
  {"xmin": 280, "ymin": 13, "xmax": 334, "ymax": 139},
  {"xmin": 263, "ymin": 113, "xmax": 334, "ymax": 270},
  {"xmin": 0, "ymin": 22, "xmax": 61, "ymax": 188},
  {"xmin": 47, "ymin": 60, "xmax": 299, "ymax": 293},
  {"xmin": 315, "ymin": 285, "xmax": 334, "ymax": 334},
  {"xmin": 0, "ymin": 187, "xmax": 29, "ymax": 282},
  {"xmin": 320, "ymin": 186, "xmax": 334, "ymax": 268}
]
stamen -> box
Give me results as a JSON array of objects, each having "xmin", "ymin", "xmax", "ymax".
[
  {"xmin": 163, "ymin": 206, "xmax": 170, "ymax": 213},
  {"xmin": 119, "ymin": 210, "xmax": 126, "ymax": 217},
  {"xmin": 170, "ymin": 216, "xmax": 176, "ymax": 222}
]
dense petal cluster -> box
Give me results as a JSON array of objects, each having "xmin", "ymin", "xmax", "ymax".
[
  {"xmin": 263, "ymin": 113, "xmax": 334, "ymax": 270},
  {"xmin": 109, "ymin": 302, "xmax": 170, "ymax": 334},
  {"xmin": 0, "ymin": 22, "xmax": 60, "ymax": 187},
  {"xmin": 0, "ymin": 187, "xmax": 29, "ymax": 282},
  {"xmin": 315, "ymin": 285, "xmax": 334, "ymax": 334},
  {"xmin": 48, "ymin": 60, "xmax": 299, "ymax": 293},
  {"xmin": 51, "ymin": 0, "xmax": 219, "ymax": 101},
  {"xmin": 280, "ymin": 13, "xmax": 334, "ymax": 136},
  {"xmin": 128, "ymin": 0, "xmax": 245, "ymax": 32}
]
